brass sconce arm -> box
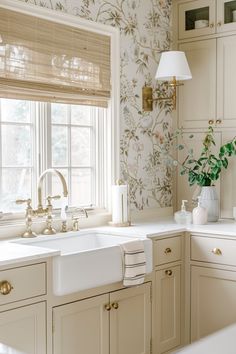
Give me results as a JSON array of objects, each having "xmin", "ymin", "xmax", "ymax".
[{"xmin": 142, "ymin": 77, "xmax": 183, "ymax": 112}]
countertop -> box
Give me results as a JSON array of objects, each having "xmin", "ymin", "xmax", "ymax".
[
  {"xmin": 173, "ymin": 324, "xmax": 236, "ymax": 354},
  {"xmin": 1, "ymin": 217, "xmax": 236, "ymax": 267}
]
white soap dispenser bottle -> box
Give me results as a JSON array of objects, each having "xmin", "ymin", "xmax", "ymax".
[
  {"xmin": 174, "ymin": 200, "xmax": 192, "ymax": 225},
  {"xmin": 192, "ymin": 196, "xmax": 208, "ymax": 225}
]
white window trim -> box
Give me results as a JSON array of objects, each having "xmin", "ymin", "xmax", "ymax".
[{"xmin": 0, "ymin": 0, "xmax": 120, "ymax": 231}]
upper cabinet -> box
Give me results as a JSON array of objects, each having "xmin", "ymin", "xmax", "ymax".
[
  {"xmin": 179, "ymin": 0, "xmax": 216, "ymax": 39},
  {"xmin": 178, "ymin": 0, "xmax": 236, "ymax": 39}
]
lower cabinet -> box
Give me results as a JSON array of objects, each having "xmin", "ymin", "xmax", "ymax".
[
  {"xmin": 0, "ymin": 302, "xmax": 46, "ymax": 354},
  {"xmin": 155, "ymin": 265, "xmax": 181, "ymax": 354},
  {"xmin": 53, "ymin": 282, "xmax": 151, "ymax": 354},
  {"xmin": 191, "ymin": 266, "xmax": 236, "ymax": 341}
]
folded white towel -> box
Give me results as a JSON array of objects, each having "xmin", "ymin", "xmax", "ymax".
[{"xmin": 121, "ymin": 240, "xmax": 146, "ymax": 287}]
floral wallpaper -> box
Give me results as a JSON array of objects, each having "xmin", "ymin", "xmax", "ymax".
[{"xmin": 18, "ymin": 0, "xmax": 173, "ymax": 210}]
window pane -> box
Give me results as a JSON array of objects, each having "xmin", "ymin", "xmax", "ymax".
[
  {"xmin": 71, "ymin": 168, "xmax": 92, "ymax": 206},
  {"xmin": 51, "ymin": 103, "xmax": 68, "ymax": 124},
  {"xmin": 52, "ymin": 126, "xmax": 68, "ymax": 166},
  {"xmin": 0, "ymin": 168, "xmax": 32, "ymax": 212},
  {"xmin": 71, "ymin": 127, "xmax": 91, "ymax": 166},
  {"xmin": 2, "ymin": 125, "xmax": 32, "ymax": 166},
  {"xmin": 71, "ymin": 105, "xmax": 91, "ymax": 125},
  {"xmin": 1, "ymin": 99, "xmax": 31, "ymax": 123}
]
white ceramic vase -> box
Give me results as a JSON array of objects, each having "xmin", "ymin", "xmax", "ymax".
[{"xmin": 200, "ymin": 186, "xmax": 219, "ymax": 222}]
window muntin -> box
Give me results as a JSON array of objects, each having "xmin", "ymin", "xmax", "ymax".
[{"xmin": 0, "ymin": 98, "xmax": 106, "ymax": 214}]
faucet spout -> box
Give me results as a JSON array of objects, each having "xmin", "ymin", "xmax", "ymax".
[{"xmin": 37, "ymin": 168, "xmax": 68, "ymax": 210}]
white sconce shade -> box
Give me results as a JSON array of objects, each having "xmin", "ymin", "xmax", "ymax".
[{"xmin": 155, "ymin": 51, "xmax": 192, "ymax": 81}]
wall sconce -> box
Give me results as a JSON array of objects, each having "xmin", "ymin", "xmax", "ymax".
[{"xmin": 142, "ymin": 51, "xmax": 192, "ymax": 111}]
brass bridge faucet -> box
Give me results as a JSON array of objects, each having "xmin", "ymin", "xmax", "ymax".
[{"xmin": 16, "ymin": 168, "xmax": 68, "ymax": 237}]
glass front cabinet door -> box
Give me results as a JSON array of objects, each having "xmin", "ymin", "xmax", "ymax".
[
  {"xmin": 178, "ymin": 0, "xmax": 216, "ymax": 39},
  {"xmin": 217, "ymin": 0, "xmax": 236, "ymax": 32}
]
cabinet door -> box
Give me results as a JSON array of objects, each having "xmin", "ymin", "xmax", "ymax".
[
  {"xmin": 53, "ymin": 294, "xmax": 109, "ymax": 354},
  {"xmin": 217, "ymin": 0, "xmax": 236, "ymax": 33},
  {"xmin": 110, "ymin": 283, "xmax": 151, "ymax": 354},
  {"xmin": 191, "ymin": 266, "xmax": 236, "ymax": 341},
  {"xmin": 217, "ymin": 35, "xmax": 236, "ymax": 128},
  {"xmin": 0, "ymin": 302, "xmax": 46, "ymax": 354},
  {"xmin": 176, "ymin": 131, "xmax": 221, "ymax": 211},
  {"xmin": 178, "ymin": 0, "xmax": 215, "ymax": 40},
  {"xmin": 155, "ymin": 265, "xmax": 181, "ymax": 354},
  {"xmin": 179, "ymin": 40, "xmax": 216, "ymax": 129}
]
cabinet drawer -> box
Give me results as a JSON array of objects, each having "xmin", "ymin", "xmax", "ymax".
[
  {"xmin": 0, "ymin": 263, "xmax": 46, "ymax": 305},
  {"xmin": 191, "ymin": 236, "xmax": 236, "ymax": 266},
  {"xmin": 154, "ymin": 236, "xmax": 182, "ymax": 266}
]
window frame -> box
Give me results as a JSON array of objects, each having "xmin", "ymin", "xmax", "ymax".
[{"xmin": 0, "ymin": 0, "xmax": 120, "ymax": 225}]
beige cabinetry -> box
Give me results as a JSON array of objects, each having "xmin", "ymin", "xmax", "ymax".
[
  {"xmin": 0, "ymin": 302, "xmax": 46, "ymax": 354},
  {"xmin": 0, "ymin": 262, "xmax": 47, "ymax": 354},
  {"xmin": 175, "ymin": 0, "xmax": 236, "ymax": 217},
  {"xmin": 190, "ymin": 234, "xmax": 236, "ymax": 341},
  {"xmin": 153, "ymin": 236, "xmax": 183, "ymax": 354},
  {"xmin": 53, "ymin": 282, "xmax": 151, "ymax": 354},
  {"xmin": 178, "ymin": 39, "xmax": 216, "ymax": 129},
  {"xmin": 178, "ymin": 0, "xmax": 236, "ymax": 40}
]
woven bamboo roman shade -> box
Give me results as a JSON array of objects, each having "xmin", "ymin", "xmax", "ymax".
[{"xmin": 0, "ymin": 7, "xmax": 111, "ymax": 107}]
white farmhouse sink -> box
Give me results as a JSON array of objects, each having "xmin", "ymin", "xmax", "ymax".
[{"xmin": 14, "ymin": 231, "xmax": 152, "ymax": 296}]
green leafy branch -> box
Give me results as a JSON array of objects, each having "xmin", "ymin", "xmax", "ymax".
[{"xmin": 176, "ymin": 126, "xmax": 236, "ymax": 187}]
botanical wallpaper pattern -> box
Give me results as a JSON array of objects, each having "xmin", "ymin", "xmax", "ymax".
[{"xmin": 18, "ymin": 0, "xmax": 173, "ymax": 210}]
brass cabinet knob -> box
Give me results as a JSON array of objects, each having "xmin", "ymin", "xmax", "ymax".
[
  {"xmin": 216, "ymin": 119, "xmax": 222, "ymax": 124},
  {"xmin": 105, "ymin": 304, "xmax": 111, "ymax": 311},
  {"xmin": 211, "ymin": 248, "xmax": 222, "ymax": 256},
  {"xmin": 165, "ymin": 270, "xmax": 173, "ymax": 276},
  {"xmin": 164, "ymin": 247, "xmax": 172, "ymax": 255},
  {"xmin": 217, "ymin": 21, "xmax": 222, "ymax": 27},
  {"xmin": 209, "ymin": 23, "xmax": 214, "ymax": 28},
  {"xmin": 0, "ymin": 281, "xmax": 13, "ymax": 295},
  {"xmin": 208, "ymin": 119, "xmax": 214, "ymax": 125},
  {"xmin": 112, "ymin": 302, "xmax": 119, "ymax": 310}
]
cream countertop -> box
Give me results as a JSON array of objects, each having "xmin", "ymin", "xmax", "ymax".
[
  {"xmin": 173, "ymin": 323, "xmax": 236, "ymax": 354},
  {"xmin": 1, "ymin": 217, "xmax": 236, "ymax": 267}
]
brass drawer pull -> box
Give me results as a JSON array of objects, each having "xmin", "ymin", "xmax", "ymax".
[
  {"xmin": 0, "ymin": 281, "xmax": 13, "ymax": 295},
  {"xmin": 209, "ymin": 23, "xmax": 214, "ymax": 28},
  {"xmin": 208, "ymin": 119, "xmax": 214, "ymax": 125},
  {"xmin": 112, "ymin": 302, "xmax": 119, "ymax": 310},
  {"xmin": 216, "ymin": 119, "xmax": 222, "ymax": 124},
  {"xmin": 211, "ymin": 248, "xmax": 222, "ymax": 256},
  {"xmin": 217, "ymin": 21, "xmax": 222, "ymax": 27},
  {"xmin": 165, "ymin": 270, "xmax": 173, "ymax": 276},
  {"xmin": 105, "ymin": 304, "xmax": 111, "ymax": 311},
  {"xmin": 164, "ymin": 247, "xmax": 172, "ymax": 255}
]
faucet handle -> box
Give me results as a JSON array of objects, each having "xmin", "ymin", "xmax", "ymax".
[
  {"xmin": 16, "ymin": 198, "xmax": 32, "ymax": 207},
  {"xmin": 46, "ymin": 195, "xmax": 61, "ymax": 206}
]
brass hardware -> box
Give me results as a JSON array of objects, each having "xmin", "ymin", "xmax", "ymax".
[
  {"xmin": 164, "ymin": 247, "xmax": 172, "ymax": 255},
  {"xmin": 165, "ymin": 270, "xmax": 173, "ymax": 276},
  {"xmin": 112, "ymin": 302, "xmax": 119, "ymax": 309},
  {"xmin": 216, "ymin": 119, "xmax": 222, "ymax": 124},
  {"xmin": 208, "ymin": 119, "xmax": 214, "ymax": 125},
  {"xmin": 209, "ymin": 23, "xmax": 214, "ymax": 28},
  {"xmin": 217, "ymin": 21, "xmax": 222, "ymax": 27},
  {"xmin": 61, "ymin": 220, "xmax": 67, "ymax": 233},
  {"xmin": 105, "ymin": 304, "xmax": 111, "ymax": 311},
  {"xmin": 212, "ymin": 248, "xmax": 222, "ymax": 256},
  {"xmin": 72, "ymin": 208, "xmax": 88, "ymax": 232},
  {"xmin": 142, "ymin": 76, "xmax": 179, "ymax": 111},
  {"xmin": 15, "ymin": 199, "xmax": 37, "ymax": 238},
  {"xmin": 0, "ymin": 281, "xmax": 13, "ymax": 295},
  {"xmin": 42, "ymin": 195, "xmax": 61, "ymax": 235}
]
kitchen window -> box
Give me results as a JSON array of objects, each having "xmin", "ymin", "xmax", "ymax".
[{"xmin": 0, "ymin": 98, "xmax": 108, "ymax": 213}]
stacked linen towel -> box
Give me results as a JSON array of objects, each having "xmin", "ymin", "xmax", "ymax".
[{"xmin": 121, "ymin": 240, "xmax": 146, "ymax": 287}]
